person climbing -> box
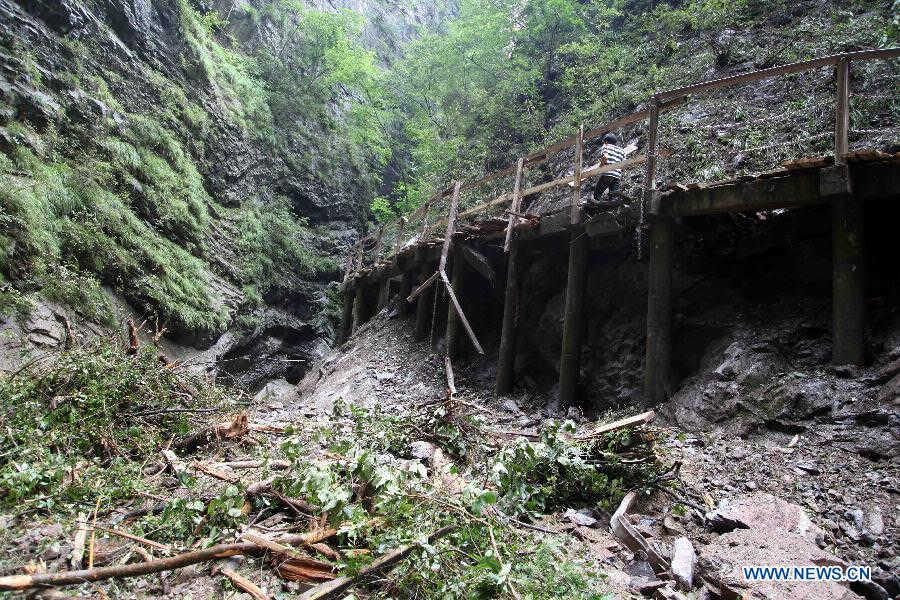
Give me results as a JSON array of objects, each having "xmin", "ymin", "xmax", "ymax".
[{"xmin": 592, "ymin": 132, "xmax": 625, "ymax": 203}]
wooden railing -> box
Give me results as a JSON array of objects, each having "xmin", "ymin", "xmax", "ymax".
[{"xmin": 343, "ymin": 47, "xmax": 900, "ymax": 283}]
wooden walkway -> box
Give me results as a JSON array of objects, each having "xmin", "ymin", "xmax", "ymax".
[{"xmin": 340, "ymin": 49, "xmax": 900, "ymax": 407}]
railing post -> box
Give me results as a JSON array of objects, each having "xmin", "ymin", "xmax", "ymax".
[
  {"xmin": 834, "ymin": 57, "xmax": 850, "ymax": 164},
  {"xmin": 570, "ymin": 124, "xmax": 584, "ymax": 225},
  {"xmin": 643, "ymin": 98, "xmax": 661, "ymax": 219},
  {"xmin": 504, "ymin": 158, "xmax": 525, "ymax": 252}
]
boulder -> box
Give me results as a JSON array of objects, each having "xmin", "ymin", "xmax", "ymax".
[
  {"xmin": 669, "ymin": 537, "xmax": 696, "ymax": 591},
  {"xmin": 698, "ymin": 528, "xmax": 852, "ymax": 600},
  {"xmin": 705, "ymin": 493, "xmax": 823, "ymax": 541}
]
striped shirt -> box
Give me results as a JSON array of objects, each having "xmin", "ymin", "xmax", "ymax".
[{"xmin": 600, "ymin": 143, "xmax": 626, "ymax": 179}]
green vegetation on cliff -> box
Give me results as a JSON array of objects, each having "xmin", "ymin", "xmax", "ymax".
[
  {"xmin": 0, "ymin": 0, "xmax": 384, "ymax": 337},
  {"xmin": 377, "ymin": 0, "xmax": 897, "ymax": 219}
]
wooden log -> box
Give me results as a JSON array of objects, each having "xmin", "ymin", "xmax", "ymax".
[
  {"xmin": 834, "ymin": 58, "xmax": 849, "ymax": 165},
  {"xmin": 445, "ymin": 251, "xmax": 465, "ymax": 359},
  {"xmin": 643, "ymin": 216, "xmax": 674, "ymax": 404},
  {"xmin": 832, "ymin": 193, "xmax": 865, "ymax": 365},
  {"xmin": 296, "ymin": 526, "xmax": 455, "ymax": 600},
  {"xmin": 0, "ymin": 530, "xmax": 336, "ymax": 591},
  {"xmin": 558, "ymin": 227, "xmax": 589, "ymax": 408},
  {"xmin": 495, "ymin": 237, "xmax": 521, "ymax": 396}
]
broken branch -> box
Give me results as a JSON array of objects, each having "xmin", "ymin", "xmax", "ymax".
[
  {"xmin": 296, "ymin": 525, "xmax": 455, "ymax": 600},
  {"xmin": 0, "ymin": 530, "xmax": 336, "ymax": 591}
]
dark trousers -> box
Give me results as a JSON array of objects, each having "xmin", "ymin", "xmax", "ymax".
[{"xmin": 592, "ymin": 175, "xmax": 620, "ymax": 201}]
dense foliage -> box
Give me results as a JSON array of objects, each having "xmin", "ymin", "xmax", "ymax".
[
  {"xmin": 0, "ymin": 340, "xmax": 235, "ymax": 511},
  {"xmin": 376, "ymin": 0, "xmax": 897, "ymax": 220}
]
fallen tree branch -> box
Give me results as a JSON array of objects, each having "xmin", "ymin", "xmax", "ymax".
[
  {"xmin": 0, "ymin": 530, "xmax": 336, "ymax": 591},
  {"xmin": 219, "ymin": 567, "xmax": 271, "ymax": 600},
  {"xmin": 575, "ymin": 410, "xmax": 655, "ymax": 440},
  {"xmin": 297, "ymin": 525, "xmax": 456, "ymax": 600},
  {"xmin": 247, "ymin": 480, "xmax": 319, "ymax": 515}
]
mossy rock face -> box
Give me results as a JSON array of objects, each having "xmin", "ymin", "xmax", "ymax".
[{"xmin": 0, "ymin": 0, "xmax": 384, "ymax": 380}]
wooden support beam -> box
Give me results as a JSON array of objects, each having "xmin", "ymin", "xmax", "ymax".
[
  {"xmin": 339, "ymin": 287, "xmax": 354, "ymax": 344},
  {"xmin": 414, "ymin": 268, "xmax": 435, "ymax": 341},
  {"xmin": 445, "ymin": 252, "xmax": 464, "ymax": 359},
  {"xmin": 658, "ymin": 170, "xmax": 821, "ymax": 216},
  {"xmin": 643, "ymin": 100, "xmax": 660, "ymax": 218},
  {"xmin": 504, "ymin": 158, "xmax": 525, "ymax": 252},
  {"xmin": 496, "ymin": 237, "xmax": 521, "ymax": 396},
  {"xmin": 440, "ymin": 269, "xmax": 484, "ymax": 355},
  {"xmin": 558, "ymin": 227, "xmax": 589, "ymax": 408},
  {"xmin": 832, "ymin": 192, "xmax": 865, "ymax": 365},
  {"xmin": 408, "ymin": 270, "xmax": 438, "ymax": 302},
  {"xmin": 440, "ymin": 182, "xmax": 462, "ymax": 272},
  {"xmin": 643, "ymin": 216, "xmax": 674, "ymax": 404},
  {"xmin": 570, "ymin": 124, "xmax": 584, "ymax": 225},
  {"xmin": 834, "ymin": 58, "xmax": 850, "ymax": 165}
]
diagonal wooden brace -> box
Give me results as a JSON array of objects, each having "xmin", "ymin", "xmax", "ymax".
[
  {"xmin": 407, "ymin": 270, "xmax": 438, "ymax": 302},
  {"xmin": 440, "ymin": 269, "xmax": 484, "ymax": 355}
]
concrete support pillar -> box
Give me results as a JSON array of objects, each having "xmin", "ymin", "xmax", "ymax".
[
  {"xmin": 643, "ymin": 216, "xmax": 674, "ymax": 404},
  {"xmin": 445, "ymin": 253, "xmax": 465, "ymax": 359},
  {"xmin": 339, "ymin": 285, "xmax": 354, "ymax": 343},
  {"xmin": 558, "ymin": 228, "xmax": 589, "ymax": 408},
  {"xmin": 414, "ymin": 267, "xmax": 434, "ymax": 341},
  {"xmin": 832, "ymin": 194, "xmax": 865, "ymax": 365},
  {"xmin": 496, "ymin": 239, "xmax": 521, "ymax": 396},
  {"xmin": 351, "ymin": 284, "xmax": 366, "ymax": 334}
]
